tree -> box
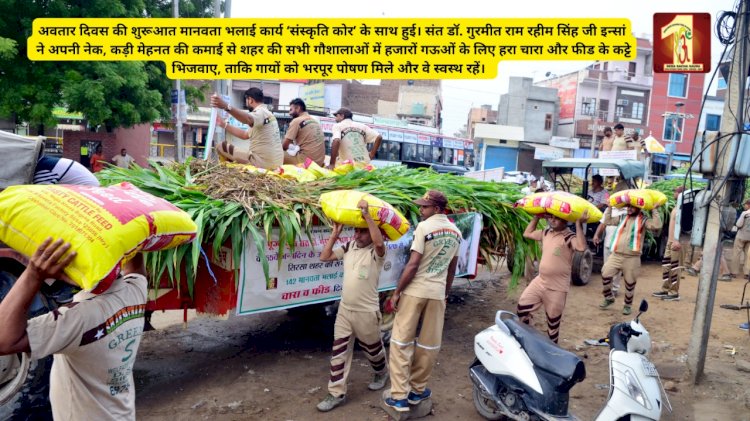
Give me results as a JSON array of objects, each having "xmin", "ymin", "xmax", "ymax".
[
  {"xmin": 453, "ymin": 124, "xmax": 468, "ymax": 139},
  {"xmin": 0, "ymin": 0, "xmax": 217, "ymax": 132}
]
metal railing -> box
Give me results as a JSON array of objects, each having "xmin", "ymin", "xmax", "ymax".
[{"xmin": 150, "ymin": 143, "xmax": 207, "ymax": 159}]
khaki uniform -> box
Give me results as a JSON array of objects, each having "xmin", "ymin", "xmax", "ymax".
[
  {"xmin": 732, "ymin": 210, "xmax": 750, "ymax": 276},
  {"xmin": 389, "ymin": 214, "xmax": 461, "ymax": 400},
  {"xmin": 327, "ymin": 241, "xmax": 386, "ymax": 397},
  {"xmin": 517, "ymin": 228, "xmax": 577, "ymax": 343},
  {"xmin": 241, "ymin": 104, "xmax": 284, "ymax": 169},
  {"xmin": 660, "ymin": 207, "xmax": 684, "ymax": 294},
  {"xmin": 283, "ymin": 112, "xmax": 326, "ymax": 166},
  {"xmin": 603, "ymin": 207, "xmax": 627, "ymax": 290},
  {"xmin": 332, "ymin": 119, "xmax": 380, "ymax": 165},
  {"xmin": 25, "ymin": 274, "xmax": 148, "ymax": 421},
  {"xmin": 600, "ymin": 207, "xmax": 663, "ymax": 305}
]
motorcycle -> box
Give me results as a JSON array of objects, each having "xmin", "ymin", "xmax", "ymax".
[{"xmin": 469, "ymin": 299, "xmax": 671, "ymax": 420}]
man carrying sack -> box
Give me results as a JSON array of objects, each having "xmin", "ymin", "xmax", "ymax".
[
  {"xmin": 316, "ymin": 200, "xmax": 388, "ymax": 412},
  {"xmin": 384, "ymin": 190, "xmax": 461, "ymax": 413},
  {"xmin": 0, "ymin": 239, "xmax": 148, "ymax": 420},
  {"xmin": 594, "ymin": 203, "xmax": 663, "ymax": 315}
]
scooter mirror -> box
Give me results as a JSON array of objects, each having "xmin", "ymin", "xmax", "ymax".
[{"xmin": 639, "ymin": 299, "xmax": 648, "ymax": 313}]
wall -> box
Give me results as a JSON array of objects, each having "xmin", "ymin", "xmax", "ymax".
[
  {"xmin": 647, "ymin": 72, "xmax": 705, "ymax": 155},
  {"xmin": 114, "ymin": 124, "xmax": 151, "ymax": 166},
  {"xmin": 698, "ymin": 98, "xmax": 725, "ymax": 131},
  {"xmin": 62, "ymin": 130, "xmax": 116, "ymax": 168},
  {"xmin": 500, "ymin": 77, "xmax": 559, "ymax": 143}
]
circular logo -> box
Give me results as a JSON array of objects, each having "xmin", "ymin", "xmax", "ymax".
[{"xmin": 384, "ymin": 261, "xmax": 392, "ymax": 271}]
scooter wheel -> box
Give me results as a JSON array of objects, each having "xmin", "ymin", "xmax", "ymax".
[{"xmin": 472, "ymin": 383, "xmax": 507, "ymax": 420}]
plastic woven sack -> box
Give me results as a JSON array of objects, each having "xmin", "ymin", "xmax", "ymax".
[
  {"xmin": 515, "ymin": 191, "xmax": 602, "ymax": 223},
  {"xmin": 0, "ymin": 182, "xmax": 197, "ymax": 291},
  {"xmin": 610, "ymin": 189, "xmax": 667, "ymax": 210},
  {"xmin": 319, "ymin": 190, "xmax": 410, "ymax": 241}
]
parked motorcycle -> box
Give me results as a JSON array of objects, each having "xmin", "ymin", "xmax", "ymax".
[{"xmin": 470, "ymin": 299, "xmax": 670, "ymax": 420}]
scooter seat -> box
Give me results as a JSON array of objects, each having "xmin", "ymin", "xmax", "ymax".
[{"xmin": 503, "ymin": 318, "xmax": 585, "ymax": 383}]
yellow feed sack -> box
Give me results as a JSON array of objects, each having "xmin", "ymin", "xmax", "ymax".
[
  {"xmin": 610, "ymin": 189, "xmax": 667, "ymax": 210},
  {"xmin": 304, "ymin": 159, "xmax": 337, "ymax": 178},
  {"xmin": 0, "ymin": 182, "xmax": 197, "ymax": 291},
  {"xmin": 319, "ymin": 190, "xmax": 410, "ymax": 241},
  {"xmin": 515, "ymin": 192, "xmax": 553, "ymax": 214},
  {"xmin": 279, "ymin": 165, "xmax": 317, "ymax": 183},
  {"xmin": 515, "ymin": 191, "xmax": 602, "ymax": 223},
  {"xmin": 333, "ymin": 160, "xmax": 375, "ymax": 176},
  {"xmin": 333, "ymin": 160, "xmax": 356, "ymax": 175}
]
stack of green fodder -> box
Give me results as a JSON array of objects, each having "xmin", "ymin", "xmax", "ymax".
[{"xmin": 98, "ymin": 160, "xmax": 539, "ymax": 292}]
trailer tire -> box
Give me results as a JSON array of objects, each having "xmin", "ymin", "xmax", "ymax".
[
  {"xmin": 571, "ymin": 249, "xmax": 593, "ymax": 286},
  {"xmin": 0, "ymin": 270, "xmax": 55, "ymax": 421}
]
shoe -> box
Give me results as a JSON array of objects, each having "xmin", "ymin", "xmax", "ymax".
[
  {"xmin": 368, "ymin": 372, "xmax": 388, "ymax": 391},
  {"xmin": 622, "ymin": 306, "xmax": 632, "ymax": 315},
  {"xmin": 599, "ymin": 298, "xmax": 615, "ymax": 309},
  {"xmin": 407, "ymin": 388, "xmax": 432, "ymax": 405},
  {"xmin": 719, "ymin": 274, "xmax": 733, "ymax": 282},
  {"xmin": 383, "ymin": 396, "xmax": 410, "ymax": 412},
  {"xmin": 316, "ymin": 394, "xmax": 346, "ymax": 412},
  {"xmin": 740, "ymin": 322, "xmax": 749, "ymax": 331},
  {"xmin": 652, "ymin": 291, "xmax": 669, "ymax": 298},
  {"xmin": 686, "ymin": 268, "xmax": 698, "ymax": 276},
  {"xmin": 663, "ymin": 294, "xmax": 680, "ymax": 301}
]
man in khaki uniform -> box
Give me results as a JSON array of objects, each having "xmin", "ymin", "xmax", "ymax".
[
  {"xmin": 731, "ymin": 200, "xmax": 750, "ymax": 279},
  {"xmin": 384, "ymin": 190, "xmax": 461, "ymax": 413},
  {"xmin": 211, "ymin": 88, "xmax": 283, "ymax": 169},
  {"xmin": 316, "ymin": 200, "xmax": 388, "ymax": 412},
  {"xmin": 283, "ymin": 98, "xmax": 326, "ymax": 166},
  {"xmin": 653, "ymin": 187, "xmax": 686, "ymax": 301},
  {"xmin": 519, "ymin": 212, "xmax": 587, "ymax": 343},
  {"xmin": 599, "ymin": 126, "xmax": 614, "ymax": 153},
  {"xmin": 594, "ymin": 203, "xmax": 662, "ymax": 315},
  {"xmin": 0, "ymin": 239, "xmax": 148, "ymax": 420},
  {"xmin": 329, "ymin": 108, "xmax": 382, "ymax": 167}
]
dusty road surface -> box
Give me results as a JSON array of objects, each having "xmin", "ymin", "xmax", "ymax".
[{"xmin": 135, "ymin": 261, "xmax": 750, "ymax": 420}]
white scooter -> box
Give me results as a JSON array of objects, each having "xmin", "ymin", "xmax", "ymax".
[{"xmin": 469, "ymin": 300, "xmax": 670, "ymax": 420}]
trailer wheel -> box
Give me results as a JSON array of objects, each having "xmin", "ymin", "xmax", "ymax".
[
  {"xmin": 0, "ymin": 271, "xmax": 55, "ymax": 420},
  {"xmin": 571, "ymin": 249, "xmax": 593, "ymax": 286}
]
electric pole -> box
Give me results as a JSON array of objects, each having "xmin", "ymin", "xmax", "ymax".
[{"xmin": 688, "ymin": 0, "xmax": 749, "ymax": 383}]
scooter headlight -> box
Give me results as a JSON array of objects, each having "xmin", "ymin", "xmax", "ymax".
[{"xmin": 624, "ymin": 370, "xmax": 649, "ymax": 409}]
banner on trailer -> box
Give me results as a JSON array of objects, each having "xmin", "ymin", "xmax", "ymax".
[{"xmin": 237, "ymin": 213, "xmax": 481, "ymax": 315}]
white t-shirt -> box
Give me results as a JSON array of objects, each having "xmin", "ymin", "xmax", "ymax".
[
  {"xmin": 33, "ymin": 156, "xmax": 100, "ymax": 186},
  {"xmin": 112, "ymin": 154, "xmax": 134, "ymax": 168},
  {"xmin": 26, "ymin": 274, "xmax": 148, "ymax": 421}
]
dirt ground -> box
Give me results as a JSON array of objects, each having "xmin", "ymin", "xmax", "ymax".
[{"xmin": 135, "ymin": 256, "xmax": 750, "ymax": 421}]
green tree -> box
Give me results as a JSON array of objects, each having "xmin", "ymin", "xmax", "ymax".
[{"xmin": 0, "ymin": 0, "xmax": 216, "ymax": 132}]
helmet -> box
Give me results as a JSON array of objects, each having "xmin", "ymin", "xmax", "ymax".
[{"xmin": 626, "ymin": 320, "xmax": 652, "ymax": 355}]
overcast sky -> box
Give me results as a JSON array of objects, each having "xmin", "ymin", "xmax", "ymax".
[{"xmin": 234, "ymin": 0, "xmax": 739, "ymax": 136}]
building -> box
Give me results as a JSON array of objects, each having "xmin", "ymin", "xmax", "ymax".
[
  {"xmin": 536, "ymin": 38, "xmax": 654, "ymax": 156},
  {"xmin": 698, "ymin": 96, "xmax": 724, "ymax": 131},
  {"xmin": 482, "ymin": 77, "xmax": 560, "ymax": 174},
  {"xmin": 466, "ymin": 105, "xmax": 498, "ymax": 139},
  {"xmin": 645, "ymin": 71, "xmax": 706, "ymax": 171}
]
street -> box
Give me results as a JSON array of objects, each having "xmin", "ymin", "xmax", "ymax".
[{"xmin": 134, "ymin": 261, "xmax": 750, "ymax": 420}]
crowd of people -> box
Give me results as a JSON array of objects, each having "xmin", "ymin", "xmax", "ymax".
[{"xmin": 211, "ymin": 88, "xmax": 382, "ymax": 170}]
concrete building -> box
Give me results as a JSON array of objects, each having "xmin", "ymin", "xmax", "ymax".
[
  {"xmin": 466, "ymin": 105, "xmax": 498, "ymax": 139},
  {"xmin": 492, "ymin": 77, "xmax": 560, "ymax": 174},
  {"xmin": 536, "ymin": 38, "xmax": 654, "ymax": 156},
  {"xmin": 645, "ymin": 71, "xmax": 706, "ymax": 166},
  {"xmin": 698, "ymin": 96, "xmax": 725, "ymax": 132}
]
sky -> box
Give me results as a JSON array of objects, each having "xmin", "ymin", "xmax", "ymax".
[{"xmin": 233, "ymin": 0, "xmax": 740, "ymax": 137}]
